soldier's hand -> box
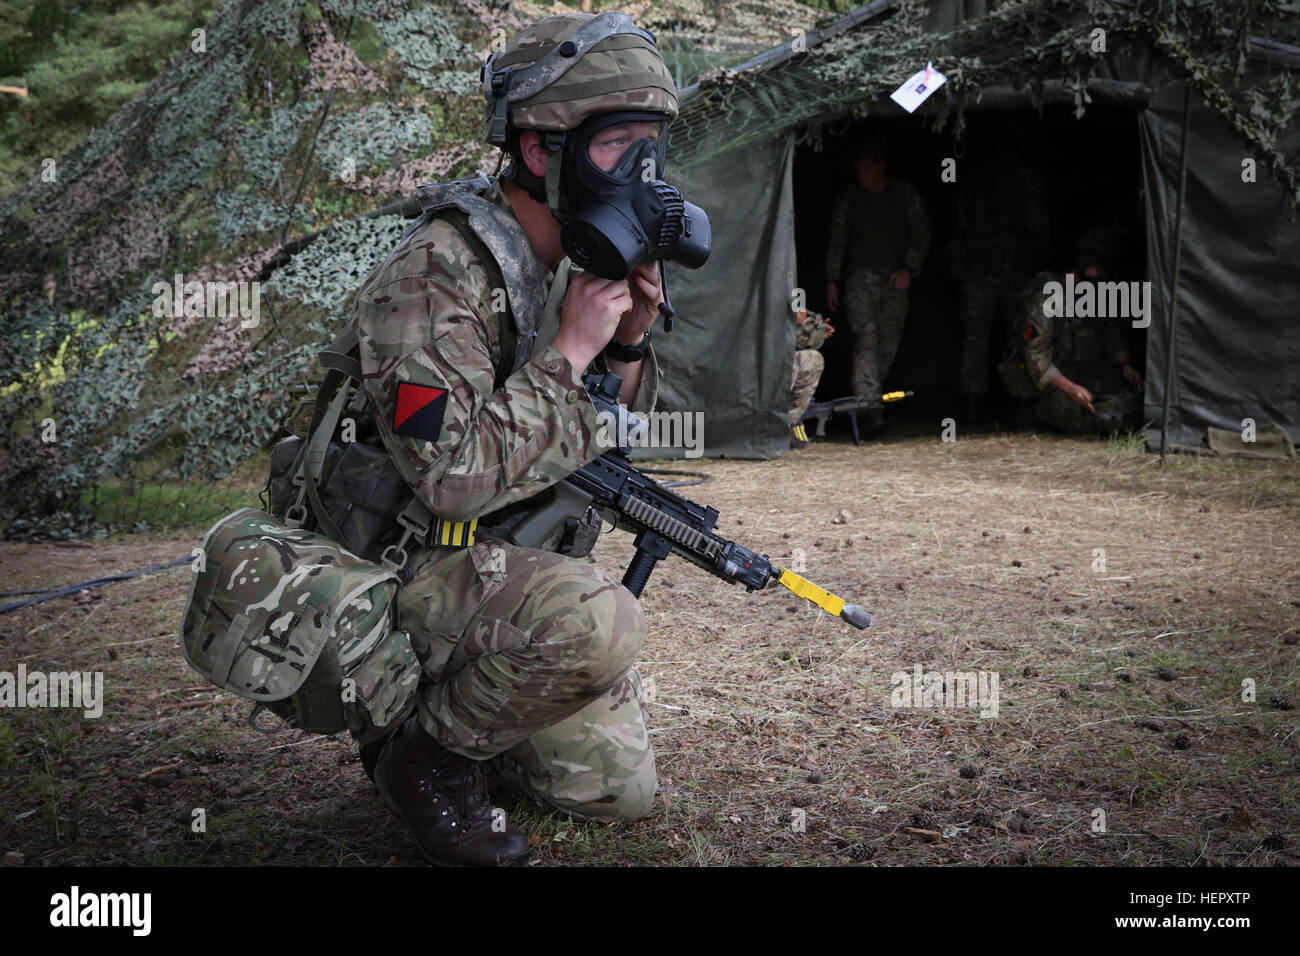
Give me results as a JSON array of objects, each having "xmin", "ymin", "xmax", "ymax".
[
  {"xmin": 891, "ymin": 269, "xmax": 911, "ymax": 291},
  {"xmin": 613, "ymin": 262, "xmax": 662, "ymax": 345},
  {"xmin": 1071, "ymin": 384, "xmax": 1095, "ymax": 412},
  {"xmin": 554, "ymin": 271, "xmax": 633, "ymax": 371},
  {"xmin": 825, "ymin": 281, "xmax": 839, "ymax": 312},
  {"xmin": 1121, "ymin": 363, "xmax": 1142, "ymax": 386}
]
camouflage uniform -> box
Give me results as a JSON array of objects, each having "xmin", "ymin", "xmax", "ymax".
[
  {"xmin": 789, "ymin": 310, "xmax": 829, "ymax": 426},
  {"xmin": 825, "ymin": 178, "xmax": 930, "ymax": 400},
  {"xmin": 1017, "ymin": 273, "xmax": 1141, "ymax": 434},
  {"xmin": 954, "ymin": 156, "xmax": 1050, "ymax": 395},
  {"xmin": 350, "ymin": 178, "xmax": 660, "ymax": 822}
]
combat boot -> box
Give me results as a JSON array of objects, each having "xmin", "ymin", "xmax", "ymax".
[
  {"xmin": 359, "ymin": 730, "xmax": 394, "ymax": 781},
  {"xmin": 372, "ymin": 713, "xmax": 531, "ymax": 866}
]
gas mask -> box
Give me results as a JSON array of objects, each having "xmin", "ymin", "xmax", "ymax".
[{"xmin": 556, "ymin": 111, "xmax": 711, "ymax": 281}]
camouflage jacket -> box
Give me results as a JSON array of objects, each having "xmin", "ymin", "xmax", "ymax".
[
  {"xmin": 825, "ymin": 177, "xmax": 930, "ymax": 280},
  {"xmin": 351, "ymin": 179, "xmax": 660, "ymax": 524},
  {"xmin": 1020, "ymin": 272, "xmax": 1131, "ymax": 390}
]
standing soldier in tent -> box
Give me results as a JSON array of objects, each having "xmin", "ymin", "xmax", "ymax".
[
  {"xmin": 345, "ymin": 12, "xmax": 704, "ymax": 866},
  {"xmin": 824, "ymin": 140, "xmax": 930, "ymax": 432}
]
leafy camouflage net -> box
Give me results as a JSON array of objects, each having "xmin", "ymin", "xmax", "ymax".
[
  {"xmin": 670, "ymin": 0, "xmax": 1300, "ymax": 195},
  {"xmin": 0, "ymin": 0, "xmax": 813, "ymax": 540},
  {"xmin": 0, "ymin": 0, "xmax": 519, "ymax": 539}
]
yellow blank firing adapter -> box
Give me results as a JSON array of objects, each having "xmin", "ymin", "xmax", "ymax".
[{"xmin": 775, "ymin": 568, "xmax": 871, "ymax": 629}]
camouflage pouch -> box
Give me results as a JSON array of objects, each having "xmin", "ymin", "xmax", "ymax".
[{"xmin": 180, "ymin": 507, "xmax": 419, "ymax": 734}]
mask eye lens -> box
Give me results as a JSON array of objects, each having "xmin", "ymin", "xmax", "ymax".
[{"xmin": 584, "ymin": 119, "xmax": 666, "ymax": 174}]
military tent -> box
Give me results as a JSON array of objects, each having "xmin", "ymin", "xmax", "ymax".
[{"xmin": 651, "ymin": 0, "xmax": 1300, "ymax": 458}]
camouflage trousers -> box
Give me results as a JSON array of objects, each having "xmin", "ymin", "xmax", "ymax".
[
  {"xmin": 789, "ymin": 349, "xmax": 825, "ymax": 426},
  {"xmin": 960, "ymin": 275, "xmax": 1026, "ymax": 394},
  {"xmin": 353, "ymin": 538, "xmax": 656, "ymax": 824},
  {"xmin": 1033, "ymin": 366, "xmax": 1142, "ymax": 434},
  {"xmin": 844, "ymin": 267, "xmax": 907, "ymax": 400}
]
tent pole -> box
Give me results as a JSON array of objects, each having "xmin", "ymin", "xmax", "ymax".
[{"xmin": 1160, "ymin": 85, "xmax": 1192, "ymax": 464}]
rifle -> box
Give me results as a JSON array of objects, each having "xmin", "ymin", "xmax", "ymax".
[
  {"xmin": 799, "ymin": 391, "xmax": 913, "ymax": 445},
  {"xmin": 506, "ymin": 373, "xmax": 872, "ymax": 629}
]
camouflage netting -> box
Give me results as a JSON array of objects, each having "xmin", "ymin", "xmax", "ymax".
[
  {"xmin": 0, "ymin": 0, "xmax": 828, "ymax": 539},
  {"xmin": 0, "ymin": 0, "xmax": 513, "ymax": 538},
  {"xmin": 3, "ymin": 0, "xmax": 1294, "ymax": 538},
  {"xmin": 671, "ymin": 0, "xmax": 1300, "ymax": 186}
]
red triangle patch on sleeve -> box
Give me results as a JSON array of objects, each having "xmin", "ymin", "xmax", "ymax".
[{"xmin": 393, "ymin": 382, "xmax": 449, "ymax": 442}]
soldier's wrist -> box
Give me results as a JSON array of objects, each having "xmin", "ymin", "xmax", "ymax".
[{"xmin": 605, "ymin": 331, "xmax": 650, "ymax": 363}]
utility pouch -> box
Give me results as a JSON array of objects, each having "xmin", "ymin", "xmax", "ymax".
[
  {"xmin": 319, "ymin": 440, "xmax": 414, "ymax": 563},
  {"xmin": 266, "ymin": 434, "xmax": 304, "ymax": 518},
  {"xmin": 179, "ymin": 507, "xmax": 419, "ymax": 735},
  {"xmin": 266, "ymin": 433, "xmax": 413, "ymax": 564}
]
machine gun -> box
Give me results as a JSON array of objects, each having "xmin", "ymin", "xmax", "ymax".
[
  {"xmin": 798, "ymin": 391, "xmax": 913, "ymax": 445},
  {"xmin": 505, "ymin": 373, "xmax": 872, "ymax": 629}
]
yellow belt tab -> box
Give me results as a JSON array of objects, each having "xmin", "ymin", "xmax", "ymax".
[{"xmin": 431, "ymin": 517, "xmax": 477, "ymax": 548}]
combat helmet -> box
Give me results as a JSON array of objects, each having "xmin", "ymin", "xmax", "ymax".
[{"xmin": 481, "ymin": 12, "xmax": 677, "ymax": 211}]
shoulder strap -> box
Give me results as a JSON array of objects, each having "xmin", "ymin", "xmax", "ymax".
[
  {"xmin": 318, "ymin": 328, "xmax": 361, "ymax": 380},
  {"xmin": 415, "ymin": 176, "xmax": 548, "ymax": 375},
  {"xmin": 298, "ymin": 366, "xmax": 352, "ymax": 546},
  {"xmin": 439, "ymin": 208, "xmax": 518, "ymax": 390}
]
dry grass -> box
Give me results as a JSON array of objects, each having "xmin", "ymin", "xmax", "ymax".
[{"xmin": 1, "ymin": 432, "xmax": 1297, "ymax": 866}]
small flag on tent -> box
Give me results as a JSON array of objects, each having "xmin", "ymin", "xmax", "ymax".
[{"xmin": 890, "ymin": 62, "xmax": 946, "ymax": 114}]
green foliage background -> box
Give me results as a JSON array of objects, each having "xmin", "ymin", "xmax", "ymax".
[{"xmin": 0, "ymin": 1, "xmax": 221, "ymax": 189}]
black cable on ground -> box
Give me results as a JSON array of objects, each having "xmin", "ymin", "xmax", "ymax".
[
  {"xmin": 639, "ymin": 468, "xmax": 714, "ymax": 489},
  {"xmin": 0, "ymin": 557, "xmax": 192, "ymax": 616},
  {"xmin": 1, "ymin": 468, "xmax": 713, "ymax": 615}
]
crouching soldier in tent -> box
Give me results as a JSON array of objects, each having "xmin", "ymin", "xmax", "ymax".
[
  {"xmin": 789, "ymin": 309, "xmax": 832, "ymax": 449},
  {"xmin": 1010, "ymin": 230, "xmax": 1144, "ymax": 435}
]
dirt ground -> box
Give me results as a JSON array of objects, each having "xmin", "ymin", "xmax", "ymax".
[{"xmin": 1, "ymin": 431, "xmax": 1297, "ymax": 867}]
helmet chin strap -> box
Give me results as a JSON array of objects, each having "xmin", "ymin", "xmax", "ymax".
[
  {"xmin": 543, "ymin": 143, "xmax": 567, "ymax": 219},
  {"xmin": 501, "ymin": 132, "xmax": 568, "ymax": 219}
]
